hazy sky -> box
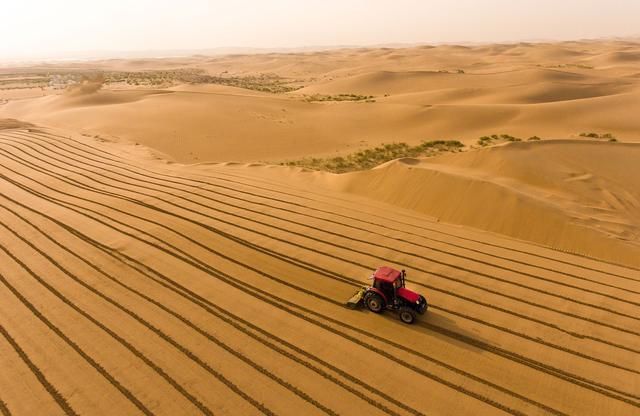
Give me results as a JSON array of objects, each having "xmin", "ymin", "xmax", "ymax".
[{"xmin": 1, "ymin": 0, "xmax": 639, "ymax": 60}]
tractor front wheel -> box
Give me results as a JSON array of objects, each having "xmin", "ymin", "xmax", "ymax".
[
  {"xmin": 399, "ymin": 307, "xmax": 416, "ymax": 324},
  {"xmin": 365, "ymin": 292, "xmax": 384, "ymax": 313}
]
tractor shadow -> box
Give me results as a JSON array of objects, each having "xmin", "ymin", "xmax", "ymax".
[{"xmin": 377, "ymin": 308, "xmax": 491, "ymax": 354}]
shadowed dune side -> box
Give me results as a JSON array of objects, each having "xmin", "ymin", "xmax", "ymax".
[{"xmin": 329, "ymin": 141, "xmax": 640, "ymax": 267}]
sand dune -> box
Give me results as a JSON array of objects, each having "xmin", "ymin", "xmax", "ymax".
[
  {"xmin": 328, "ymin": 140, "xmax": 640, "ymax": 266},
  {"xmin": 2, "ymin": 40, "xmax": 639, "ymax": 164},
  {"xmin": 0, "ymin": 127, "xmax": 638, "ymax": 415}
]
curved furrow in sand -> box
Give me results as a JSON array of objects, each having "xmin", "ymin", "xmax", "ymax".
[
  {"xmin": 10, "ymin": 131, "xmax": 640, "ymax": 298},
  {"xmin": 0, "ymin": 141, "xmax": 638, "ymax": 384},
  {"xmin": 0, "ymin": 324, "xmax": 77, "ymax": 416},
  {"xmin": 1, "ymin": 142, "xmax": 640, "ymax": 412},
  {"xmin": 26, "ymin": 129, "xmax": 640, "ymax": 281},
  {"xmin": 2, "ymin": 135, "xmax": 638, "ymax": 320},
  {"xmin": 1, "ymin": 142, "xmax": 640, "ymax": 374},
  {"xmin": 0, "ymin": 183, "xmax": 519, "ymax": 415},
  {"xmin": 0, "ymin": 198, "xmax": 438, "ymax": 416},
  {"xmin": 2, "ymin": 138, "xmax": 636, "ymax": 336},
  {"xmin": 0, "ymin": 203, "xmax": 401, "ymax": 416}
]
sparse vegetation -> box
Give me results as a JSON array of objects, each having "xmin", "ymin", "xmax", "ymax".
[
  {"xmin": 281, "ymin": 140, "xmax": 464, "ymax": 173},
  {"xmin": 538, "ymin": 63, "xmax": 594, "ymax": 69},
  {"xmin": 528, "ymin": 136, "xmax": 541, "ymax": 141},
  {"xmin": 0, "ymin": 69, "xmax": 303, "ymax": 94},
  {"xmin": 579, "ymin": 132, "xmax": 616, "ymax": 140},
  {"xmin": 304, "ymin": 93, "xmax": 375, "ymax": 102},
  {"xmin": 477, "ymin": 134, "xmax": 522, "ymax": 147},
  {"xmin": 105, "ymin": 69, "xmax": 302, "ymax": 93}
]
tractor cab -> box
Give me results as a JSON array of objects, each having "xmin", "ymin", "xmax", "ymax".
[{"xmin": 371, "ymin": 267, "xmax": 405, "ymax": 305}]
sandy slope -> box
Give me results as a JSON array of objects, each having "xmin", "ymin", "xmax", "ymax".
[
  {"xmin": 0, "ymin": 127, "xmax": 638, "ymax": 415},
  {"xmin": 326, "ymin": 140, "xmax": 640, "ymax": 266},
  {"xmin": 1, "ymin": 40, "xmax": 640, "ymax": 162}
]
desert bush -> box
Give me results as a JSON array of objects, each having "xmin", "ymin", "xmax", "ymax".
[
  {"xmin": 579, "ymin": 132, "xmax": 600, "ymax": 138},
  {"xmin": 500, "ymin": 134, "xmax": 521, "ymax": 141},
  {"xmin": 527, "ymin": 136, "xmax": 541, "ymax": 141},
  {"xmin": 478, "ymin": 134, "xmax": 522, "ymax": 146},
  {"xmin": 304, "ymin": 93, "xmax": 375, "ymax": 102},
  {"xmin": 579, "ymin": 132, "xmax": 616, "ymax": 140},
  {"xmin": 282, "ymin": 140, "xmax": 464, "ymax": 173}
]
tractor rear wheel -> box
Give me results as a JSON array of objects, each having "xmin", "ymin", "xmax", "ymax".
[
  {"xmin": 365, "ymin": 292, "xmax": 384, "ymax": 313},
  {"xmin": 399, "ymin": 307, "xmax": 416, "ymax": 324}
]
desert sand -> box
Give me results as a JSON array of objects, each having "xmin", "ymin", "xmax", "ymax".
[
  {"xmin": 2, "ymin": 40, "xmax": 640, "ymax": 163},
  {"xmin": 0, "ymin": 40, "xmax": 639, "ymax": 415}
]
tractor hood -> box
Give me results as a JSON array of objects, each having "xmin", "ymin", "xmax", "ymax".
[{"xmin": 397, "ymin": 287, "xmax": 420, "ymax": 303}]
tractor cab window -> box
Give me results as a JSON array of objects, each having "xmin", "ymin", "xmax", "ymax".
[
  {"xmin": 394, "ymin": 279, "xmax": 402, "ymax": 289},
  {"xmin": 379, "ymin": 282, "xmax": 395, "ymax": 300}
]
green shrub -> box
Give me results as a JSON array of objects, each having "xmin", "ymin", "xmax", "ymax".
[
  {"xmin": 282, "ymin": 140, "xmax": 464, "ymax": 173},
  {"xmin": 304, "ymin": 93, "xmax": 375, "ymax": 102},
  {"xmin": 579, "ymin": 132, "xmax": 600, "ymax": 138},
  {"xmin": 579, "ymin": 132, "xmax": 616, "ymax": 140},
  {"xmin": 477, "ymin": 134, "xmax": 522, "ymax": 146}
]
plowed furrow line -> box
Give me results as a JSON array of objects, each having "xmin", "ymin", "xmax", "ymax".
[
  {"xmin": 0, "ymin": 206, "xmax": 412, "ymax": 415},
  {"xmin": 0, "ymin": 185, "xmax": 634, "ymax": 412},
  {"xmin": 0, "ymin": 276, "xmax": 152, "ymax": 415},
  {"xmin": 1, "ymin": 157, "xmax": 638, "ymax": 380},
  {"xmin": 2, "ymin": 157, "xmax": 640, "ymax": 367},
  {"xmin": 420, "ymin": 284, "xmax": 640, "ymax": 354},
  {"xmin": 5, "ymin": 146, "xmax": 637, "ymax": 345},
  {"xmin": 8, "ymin": 133, "xmax": 634, "ymax": 295},
  {"xmin": 0, "ymin": 324, "xmax": 78, "ymax": 416},
  {"xmin": 0, "ymin": 220, "xmax": 340, "ymax": 416},
  {"xmin": 4, "ymin": 151, "xmax": 636, "ymax": 356},
  {"xmin": 0, "ymin": 183, "xmax": 560, "ymax": 416},
  {"xmin": 0, "ymin": 398, "xmax": 10, "ymax": 416},
  {"xmin": 5, "ymin": 134, "xmax": 639, "ymax": 299},
  {"xmin": 0, "ymin": 164, "xmax": 358, "ymax": 308},
  {"xmin": 216, "ymin": 168, "xmax": 640, "ymax": 273},
  {"xmin": 2, "ymin": 200, "xmax": 542, "ymax": 416},
  {"xmin": 0, "ymin": 244, "xmax": 217, "ymax": 416},
  {"xmin": 1, "ymin": 145, "xmax": 639, "ymax": 329},
  {"xmin": 16, "ymin": 129, "xmax": 640, "ymax": 281},
  {"xmin": 2, "ymin": 153, "xmax": 639, "ymax": 365}
]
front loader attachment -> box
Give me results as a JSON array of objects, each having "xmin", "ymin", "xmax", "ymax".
[{"xmin": 346, "ymin": 287, "xmax": 366, "ymax": 309}]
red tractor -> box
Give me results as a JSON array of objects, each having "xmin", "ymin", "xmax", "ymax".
[{"xmin": 346, "ymin": 266, "xmax": 428, "ymax": 324}]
